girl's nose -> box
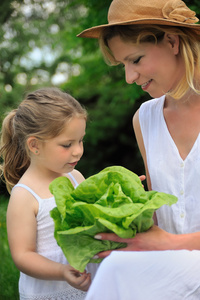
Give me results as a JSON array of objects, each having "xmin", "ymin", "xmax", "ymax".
[
  {"xmin": 73, "ymin": 143, "xmax": 83, "ymax": 157},
  {"xmin": 125, "ymin": 65, "xmax": 139, "ymax": 84}
]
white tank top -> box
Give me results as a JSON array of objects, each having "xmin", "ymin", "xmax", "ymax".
[
  {"xmin": 12, "ymin": 173, "xmax": 87, "ymax": 300},
  {"xmin": 139, "ymin": 96, "xmax": 200, "ymax": 234}
]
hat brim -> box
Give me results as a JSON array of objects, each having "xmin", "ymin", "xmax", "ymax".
[{"xmin": 77, "ymin": 18, "xmax": 200, "ymax": 39}]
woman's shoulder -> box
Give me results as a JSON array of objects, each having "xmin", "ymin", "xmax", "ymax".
[
  {"xmin": 137, "ymin": 95, "xmax": 165, "ymax": 125},
  {"xmin": 140, "ymin": 95, "xmax": 165, "ymax": 110},
  {"xmin": 133, "ymin": 96, "xmax": 163, "ymax": 127}
]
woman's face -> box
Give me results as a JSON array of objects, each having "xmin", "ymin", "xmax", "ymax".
[{"xmin": 108, "ymin": 34, "xmax": 184, "ymax": 98}]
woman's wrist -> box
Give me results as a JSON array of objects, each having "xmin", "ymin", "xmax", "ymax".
[{"xmin": 171, "ymin": 231, "xmax": 200, "ymax": 250}]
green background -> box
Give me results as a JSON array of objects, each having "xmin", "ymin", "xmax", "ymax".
[{"xmin": 0, "ymin": 0, "xmax": 199, "ymax": 298}]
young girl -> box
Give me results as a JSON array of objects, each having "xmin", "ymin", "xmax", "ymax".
[{"xmin": 0, "ymin": 87, "xmax": 96, "ymax": 300}]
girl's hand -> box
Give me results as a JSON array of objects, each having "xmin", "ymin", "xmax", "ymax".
[
  {"xmin": 63, "ymin": 265, "xmax": 91, "ymax": 292},
  {"xmin": 94, "ymin": 225, "xmax": 175, "ymax": 259}
]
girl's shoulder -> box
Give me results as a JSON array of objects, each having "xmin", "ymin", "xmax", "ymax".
[
  {"xmin": 11, "ymin": 182, "xmax": 38, "ymax": 201},
  {"xmin": 71, "ymin": 169, "xmax": 85, "ymax": 183},
  {"xmin": 65, "ymin": 169, "xmax": 85, "ymax": 188},
  {"xmin": 8, "ymin": 183, "xmax": 39, "ymax": 219}
]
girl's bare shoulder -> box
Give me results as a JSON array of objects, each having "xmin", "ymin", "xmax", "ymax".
[
  {"xmin": 9, "ymin": 184, "xmax": 39, "ymax": 216},
  {"xmin": 68, "ymin": 169, "xmax": 85, "ymax": 185}
]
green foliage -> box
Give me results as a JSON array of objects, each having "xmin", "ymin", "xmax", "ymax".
[
  {"xmin": 0, "ymin": 0, "xmax": 200, "ymax": 188},
  {"xmin": 0, "ymin": 196, "xmax": 19, "ymax": 300},
  {"xmin": 0, "ymin": 0, "xmax": 147, "ymax": 196}
]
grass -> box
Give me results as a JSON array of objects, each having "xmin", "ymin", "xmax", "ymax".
[{"xmin": 0, "ymin": 195, "xmax": 19, "ymax": 300}]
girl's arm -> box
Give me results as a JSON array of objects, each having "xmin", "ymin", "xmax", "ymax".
[{"xmin": 7, "ymin": 188, "xmax": 90, "ymax": 291}]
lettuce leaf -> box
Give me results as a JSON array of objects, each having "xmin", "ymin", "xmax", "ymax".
[{"xmin": 50, "ymin": 166, "xmax": 177, "ymax": 272}]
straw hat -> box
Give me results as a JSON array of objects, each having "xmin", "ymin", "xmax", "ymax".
[{"xmin": 77, "ymin": 0, "xmax": 200, "ymax": 38}]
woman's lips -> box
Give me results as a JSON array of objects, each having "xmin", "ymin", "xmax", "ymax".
[{"xmin": 141, "ymin": 79, "xmax": 152, "ymax": 91}]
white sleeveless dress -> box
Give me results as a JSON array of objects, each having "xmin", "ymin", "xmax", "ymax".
[
  {"xmin": 12, "ymin": 173, "xmax": 98, "ymax": 300},
  {"xmin": 84, "ymin": 96, "xmax": 200, "ymax": 300},
  {"xmin": 139, "ymin": 95, "xmax": 200, "ymax": 234}
]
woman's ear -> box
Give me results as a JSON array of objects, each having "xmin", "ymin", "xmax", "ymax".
[
  {"xmin": 164, "ymin": 33, "xmax": 180, "ymax": 55},
  {"xmin": 27, "ymin": 136, "xmax": 40, "ymax": 155}
]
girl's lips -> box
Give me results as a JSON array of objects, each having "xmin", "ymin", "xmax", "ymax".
[
  {"xmin": 141, "ymin": 79, "xmax": 152, "ymax": 91},
  {"xmin": 69, "ymin": 161, "xmax": 78, "ymax": 167}
]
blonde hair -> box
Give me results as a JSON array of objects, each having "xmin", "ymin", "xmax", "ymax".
[
  {"xmin": 0, "ymin": 87, "xmax": 87, "ymax": 193},
  {"xmin": 99, "ymin": 24, "xmax": 200, "ymax": 99}
]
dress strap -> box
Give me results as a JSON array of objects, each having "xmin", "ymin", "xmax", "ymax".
[
  {"xmin": 12, "ymin": 183, "xmax": 41, "ymax": 203},
  {"xmin": 68, "ymin": 173, "xmax": 79, "ymax": 188}
]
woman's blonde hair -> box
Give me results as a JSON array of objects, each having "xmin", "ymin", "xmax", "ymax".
[
  {"xmin": 0, "ymin": 87, "xmax": 87, "ymax": 193},
  {"xmin": 99, "ymin": 24, "xmax": 200, "ymax": 99}
]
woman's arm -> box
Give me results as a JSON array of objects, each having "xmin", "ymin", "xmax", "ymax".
[
  {"xmin": 91, "ymin": 109, "xmax": 200, "ymax": 258},
  {"xmin": 93, "ymin": 225, "xmax": 200, "ymax": 259},
  {"xmin": 133, "ymin": 109, "xmax": 158, "ymax": 225},
  {"xmin": 132, "ymin": 109, "xmax": 152, "ymax": 190},
  {"xmin": 7, "ymin": 188, "xmax": 90, "ymax": 291}
]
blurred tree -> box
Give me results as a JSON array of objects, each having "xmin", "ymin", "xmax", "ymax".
[{"xmin": 0, "ymin": 0, "xmax": 200, "ymax": 196}]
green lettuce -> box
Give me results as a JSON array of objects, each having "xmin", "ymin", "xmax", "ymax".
[{"xmin": 50, "ymin": 166, "xmax": 177, "ymax": 272}]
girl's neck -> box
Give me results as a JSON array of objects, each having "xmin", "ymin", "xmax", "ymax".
[{"xmin": 19, "ymin": 165, "xmax": 63, "ymax": 198}]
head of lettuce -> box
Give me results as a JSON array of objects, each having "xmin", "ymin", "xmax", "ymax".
[{"xmin": 50, "ymin": 166, "xmax": 177, "ymax": 272}]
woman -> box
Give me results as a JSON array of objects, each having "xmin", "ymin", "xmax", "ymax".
[{"xmin": 77, "ymin": 0, "xmax": 200, "ymax": 298}]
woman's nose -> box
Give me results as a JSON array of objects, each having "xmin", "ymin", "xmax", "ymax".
[{"xmin": 125, "ymin": 65, "xmax": 139, "ymax": 84}]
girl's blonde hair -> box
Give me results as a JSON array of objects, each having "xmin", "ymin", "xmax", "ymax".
[
  {"xmin": 99, "ymin": 24, "xmax": 200, "ymax": 99},
  {"xmin": 0, "ymin": 87, "xmax": 87, "ymax": 193}
]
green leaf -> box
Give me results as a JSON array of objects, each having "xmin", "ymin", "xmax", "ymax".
[{"xmin": 49, "ymin": 176, "xmax": 75, "ymax": 219}]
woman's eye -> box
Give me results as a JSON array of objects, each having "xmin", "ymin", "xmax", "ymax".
[{"xmin": 133, "ymin": 56, "xmax": 142, "ymax": 64}]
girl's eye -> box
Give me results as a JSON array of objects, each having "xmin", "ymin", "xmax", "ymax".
[
  {"xmin": 79, "ymin": 138, "xmax": 84, "ymax": 144},
  {"xmin": 62, "ymin": 144, "xmax": 71, "ymax": 148},
  {"xmin": 80, "ymin": 135, "xmax": 86, "ymax": 143}
]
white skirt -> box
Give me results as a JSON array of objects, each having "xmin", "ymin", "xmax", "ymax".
[{"xmin": 85, "ymin": 250, "xmax": 200, "ymax": 300}]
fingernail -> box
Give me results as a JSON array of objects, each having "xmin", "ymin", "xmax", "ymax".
[
  {"xmin": 93, "ymin": 255, "xmax": 99, "ymax": 259},
  {"xmin": 94, "ymin": 235, "xmax": 102, "ymax": 240}
]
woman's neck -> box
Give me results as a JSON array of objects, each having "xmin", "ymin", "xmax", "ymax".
[{"xmin": 165, "ymin": 90, "xmax": 200, "ymax": 110}]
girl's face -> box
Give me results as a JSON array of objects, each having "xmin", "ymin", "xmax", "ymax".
[
  {"xmin": 108, "ymin": 34, "xmax": 184, "ymax": 98},
  {"xmin": 37, "ymin": 116, "xmax": 86, "ymax": 176}
]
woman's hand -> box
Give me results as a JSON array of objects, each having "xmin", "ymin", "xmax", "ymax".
[
  {"xmin": 94, "ymin": 225, "xmax": 175, "ymax": 259},
  {"xmin": 139, "ymin": 175, "xmax": 146, "ymax": 182},
  {"xmin": 63, "ymin": 265, "xmax": 91, "ymax": 292},
  {"xmin": 139, "ymin": 174, "xmax": 146, "ymax": 188}
]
